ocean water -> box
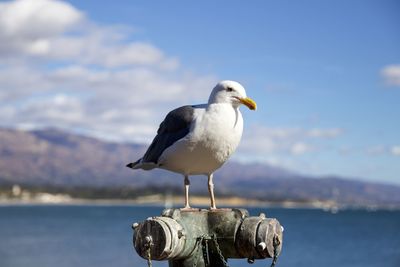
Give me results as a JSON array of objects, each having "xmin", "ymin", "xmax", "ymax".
[{"xmin": 0, "ymin": 205, "xmax": 399, "ymax": 267}]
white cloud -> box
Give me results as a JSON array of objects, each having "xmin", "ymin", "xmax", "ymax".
[
  {"xmin": 0, "ymin": 0, "xmax": 82, "ymax": 36},
  {"xmin": 381, "ymin": 64, "xmax": 400, "ymax": 86},
  {"xmin": 366, "ymin": 145, "xmax": 387, "ymax": 156},
  {"xmin": 365, "ymin": 145, "xmax": 400, "ymax": 157},
  {"xmin": 0, "ymin": 0, "xmax": 179, "ymax": 70},
  {"xmin": 97, "ymin": 42, "xmax": 164, "ymax": 67},
  {"xmin": 0, "ymin": 0, "xmax": 217, "ymax": 142},
  {"xmin": 290, "ymin": 142, "xmax": 313, "ymax": 155},
  {"xmin": 21, "ymin": 94, "xmax": 84, "ymax": 124},
  {"xmin": 46, "ymin": 34, "xmax": 178, "ymax": 69},
  {"xmin": 0, "ymin": 0, "xmax": 83, "ymax": 56},
  {"xmin": 307, "ymin": 128, "xmax": 343, "ymax": 138},
  {"xmin": 391, "ymin": 146, "xmax": 400, "ymax": 156},
  {"xmin": 0, "ymin": 0, "xmax": 345, "ymax": 154},
  {"xmin": 0, "ymin": 64, "xmax": 216, "ymax": 142},
  {"xmin": 238, "ymin": 125, "xmax": 341, "ymax": 159}
]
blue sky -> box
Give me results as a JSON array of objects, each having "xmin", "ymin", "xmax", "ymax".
[{"xmin": 0, "ymin": 0, "xmax": 399, "ymax": 184}]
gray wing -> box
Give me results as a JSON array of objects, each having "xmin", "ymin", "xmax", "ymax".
[{"xmin": 141, "ymin": 105, "xmax": 196, "ymax": 164}]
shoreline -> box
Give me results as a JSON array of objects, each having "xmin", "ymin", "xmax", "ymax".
[
  {"xmin": 0, "ymin": 194, "xmax": 333, "ymax": 208},
  {"xmin": 1, "ymin": 194, "xmax": 399, "ymax": 211}
]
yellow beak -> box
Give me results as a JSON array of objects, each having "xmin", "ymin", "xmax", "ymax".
[{"xmin": 239, "ymin": 97, "xmax": 257, "ymax": 110}]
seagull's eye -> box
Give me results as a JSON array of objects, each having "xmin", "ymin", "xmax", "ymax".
[{"xmin": 226, "ymin": 87, "xmax": 234, "ymax": 92}]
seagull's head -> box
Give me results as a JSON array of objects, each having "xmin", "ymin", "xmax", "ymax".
[{"xmin": 208, "ymin": 80, "xmax": 257, "ymax": 110}]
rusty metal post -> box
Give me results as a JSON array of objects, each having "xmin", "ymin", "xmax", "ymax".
[{"xmin": 132, "ymin": 208, "xmax": 283, "ymax": 267}]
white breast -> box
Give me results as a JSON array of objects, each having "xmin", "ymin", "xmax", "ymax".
[
  {"xmin": 158, "ymin": 103, "xmax": 243, "ymax": 175},
  {"xmin": 194, "ymin": 103, "xmax": 243, "ymax": 162}
]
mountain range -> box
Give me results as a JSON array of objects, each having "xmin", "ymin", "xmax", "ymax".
[{"xmin": 1, "ymin": 127, "xmax": 399, "ymax": 207}]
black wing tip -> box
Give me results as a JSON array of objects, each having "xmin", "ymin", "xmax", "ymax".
[
  {"xmin": 126, "ymin": 159, "xmax": 141, "ymax": 169},
  {"xmin": 126, "ymin": 162, "xmax": 135, "ymax": 169}
]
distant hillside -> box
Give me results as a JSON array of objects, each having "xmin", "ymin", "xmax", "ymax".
[{"xmin": 1, "ymin": 127, "xmax": 400, "ymax": 207}]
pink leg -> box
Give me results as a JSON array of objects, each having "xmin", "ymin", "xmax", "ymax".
[{"xmin": 208, "ymin": 173, "xmax": 217, "ymax": 209}]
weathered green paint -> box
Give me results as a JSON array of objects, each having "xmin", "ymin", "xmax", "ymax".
[{"xmin": 132, "ymin": 208, "xmax": 283, "ymax": 267}]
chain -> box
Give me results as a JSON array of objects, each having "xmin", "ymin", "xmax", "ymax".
[
  {"xmin": 212, "ymin": 234, "xmax": 229, "ymax": 267},
  {"xmin": 269, "ymin": 236, "xmax": 280, "ymax": 267},
  {"xmin": 193, "ymin": 235, "xmax": 206, "ymax": 267},
  {"xmin": 202, "ymin": 239, "xmax": 210, "ymax": 266},
  {"xmin": 192, "ymin": 234, "xmax": 229, "ymax": 267},
  {"xmin": 142, "ymin": 233, "xmax": 277, "ymax": 267},
  {"xmin": 144, "ymin": 237, "xmax": 153, "ymax": 267}
]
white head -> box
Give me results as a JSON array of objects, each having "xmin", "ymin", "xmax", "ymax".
[{"xmin": 208, "ymin": 80, "xmax": 257, "ymax": 110}]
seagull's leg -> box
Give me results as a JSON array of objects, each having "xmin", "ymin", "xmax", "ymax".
[
  {"xmin": 208, "ymin": 173, "xmax": 217, "ymax": 210},
  {"xmin": 183, "ymin": 175, "xmax": 191, "ymax": 209}
]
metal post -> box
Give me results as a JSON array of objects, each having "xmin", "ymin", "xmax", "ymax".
[{"xmin": 132, "ymin": 208, "xmax": 283, "ymax": 267}]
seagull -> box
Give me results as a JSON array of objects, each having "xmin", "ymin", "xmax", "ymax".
[{"xmin": 126, "ymin": 80, "xmax": 256, "ymax": 210}]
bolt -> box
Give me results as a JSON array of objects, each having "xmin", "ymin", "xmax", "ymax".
[
  {"xmin": 162, "ymin": 208, "xmax": 175, "ymax": 218},
  {"xmin": 132, "ymin": 222, "xmax": 139, "ymax": 230},
  {"xmin": 257, "ymin": 242, "xmax": 267, "ymax": 251},
  {"xmin": 144, "ymin": 235, "xmax": 153, "ymax": 250},
  {"xmin": 247, "ymin": 257, "xmax": 255, "ymax": 264},
  {"xmin": 281, "ymin": 225, "xmax": 285, "ymax": 232},
  {"xmin": 259, "ymin": 212, "xmax": 266, "ymax": 219},
  {"xmin": 178, "ymin": 230, "xmax": 185, "ymax": 239}
]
